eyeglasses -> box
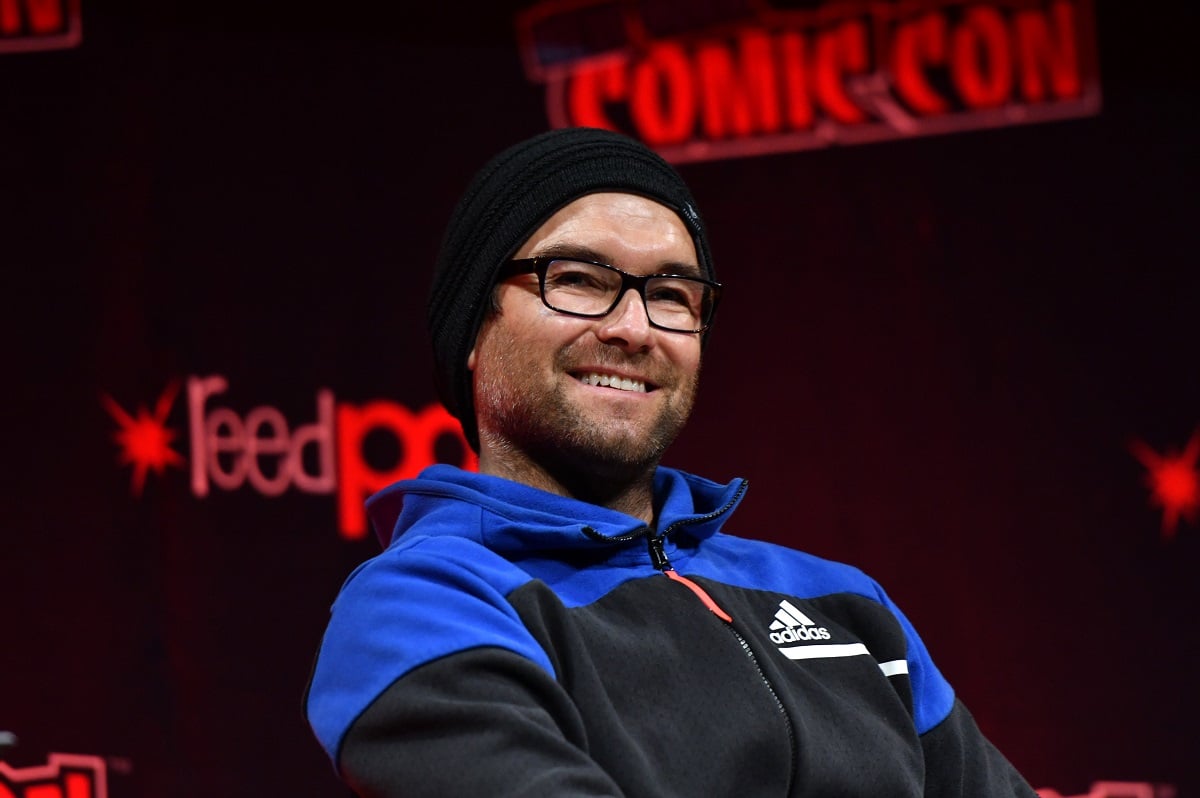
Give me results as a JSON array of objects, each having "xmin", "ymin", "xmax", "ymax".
[{"xmin": 501, "ymin": 257, "xmax": 722, "ymax": 333}]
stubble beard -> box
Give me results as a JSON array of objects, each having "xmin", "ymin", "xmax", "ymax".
[{"xmin": 474, "ymin": 343, "xmax": 699, "ymax": 485}]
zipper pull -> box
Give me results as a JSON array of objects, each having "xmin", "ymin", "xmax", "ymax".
[
  {"xmin": 647, "ymin": 533, "xmax": 672, "ymax": 571},
  {"xmin": 649, "ymin": 534, "xmax": 733, "ymax": 623}
]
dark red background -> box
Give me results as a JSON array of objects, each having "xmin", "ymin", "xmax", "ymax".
[{"xmin": 2, "ymin": 1, "xmax": 1196, "ymax": 795}]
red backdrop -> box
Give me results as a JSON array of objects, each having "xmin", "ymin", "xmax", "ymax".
[{"xmin": 2, "ymin": 1, "xmax": 1195, "ymax": 795}]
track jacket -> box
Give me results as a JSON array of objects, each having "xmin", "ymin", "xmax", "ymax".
[{"xmin": 306, "ymin": 464, "xmax": 1035, "ymax": 797}]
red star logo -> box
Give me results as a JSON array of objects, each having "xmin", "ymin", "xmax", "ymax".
[
  {"xmin": 1130, "ymin": 429, "xmax": 1200, "ymax": 541},
  {"xmin": 101, "ymin": 380, "xmax": 185, "ymax": 496}
]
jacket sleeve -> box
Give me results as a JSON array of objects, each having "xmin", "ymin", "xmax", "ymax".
[
  {"xmin": 305, "ymin": 537, "xmax": 626, "ymax": 797},
  {"xmin": 920, "ymin": 698, "xmax": 1039, "ymax": 798},
  {"xmin": 862, "ymin": 580, "xmax": 1037, "ymax": 797},
  {"xmin": 338, "ymin": 647, "xmax": 626, "ymax": 797}
]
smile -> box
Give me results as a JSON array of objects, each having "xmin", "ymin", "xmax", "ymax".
[{"xmin": 576, "ymin": 372, "xmax": 649, "ymax": 393}]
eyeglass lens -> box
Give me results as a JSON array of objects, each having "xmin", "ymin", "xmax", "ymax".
[{"xmin": 541, "ymin": 259, "xmax": 713, "ymax": 332}]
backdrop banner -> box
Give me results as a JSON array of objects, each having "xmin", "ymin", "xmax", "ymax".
[{"xmin": 2, "ymin": 1, "xmax": 1195, "ymax": 795}]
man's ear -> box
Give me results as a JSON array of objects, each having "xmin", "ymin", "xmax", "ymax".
[{"xmin": 467, "ymin": 347, "xmax": 477, "ymax": 371}]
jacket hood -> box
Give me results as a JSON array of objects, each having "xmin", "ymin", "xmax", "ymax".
[{"xmin": 366, "ymin": 464, "xmax": 748, "ymax": 553}]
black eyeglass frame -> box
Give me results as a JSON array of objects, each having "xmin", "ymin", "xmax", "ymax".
[{"xmin": 501, "ymin": 256, "xmax": 723, "ymax": 334}]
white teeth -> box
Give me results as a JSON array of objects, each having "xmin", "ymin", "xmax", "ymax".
[{"xmin": 578, "ymin": 372, "xmax": 647, "ymax": 393}]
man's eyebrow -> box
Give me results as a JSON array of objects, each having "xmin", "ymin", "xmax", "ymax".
[
  {"xmin": 660, "ymin": 261, "xmax": 705, "ymax": 278},
  {"xmin": 529, "ymin": 243, "xmax": 704, "ymax": 277},
  {"xmin": 530, "ymin": 243, "xmax": 608, "ymax": 262}
]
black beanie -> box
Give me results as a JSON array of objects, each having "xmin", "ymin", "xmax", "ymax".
[{"xmin": 427, "ymin": 127, "xmax": 714, "ymax": 452}]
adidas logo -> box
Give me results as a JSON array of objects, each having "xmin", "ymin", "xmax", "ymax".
[
  {"xmin": 768, "ymin": 599, "xmax": 909, "ymax": 677},
  {"xmin": 768, "ymin": 600, "xmax": 832, "ymax": 644}
]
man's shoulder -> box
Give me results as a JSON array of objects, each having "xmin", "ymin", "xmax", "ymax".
[
  {"xmin": 691, "ymin": 531, "xmax": 884, "ymax": 603},
  {"xmin": 337, "ymin": 530, "xmax": 530, "ymax": 609}
]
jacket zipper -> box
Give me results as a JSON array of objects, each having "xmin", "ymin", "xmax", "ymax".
[
  {"xmin": 647, "ymin": 533, "xmax": 798, "ymax": 794},
  {"xmin": 580, "ymin": 481, "xmax": 795, "ymax": 788}
]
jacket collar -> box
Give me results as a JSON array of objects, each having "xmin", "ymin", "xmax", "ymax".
[{"xmin": 366, "ymin": 464, "xmax": 747, "ymax": 552}]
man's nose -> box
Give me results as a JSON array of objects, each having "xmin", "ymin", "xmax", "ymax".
[{"xmin": 595, "ymin": 288, "xmax": 654, "ymax": 352}]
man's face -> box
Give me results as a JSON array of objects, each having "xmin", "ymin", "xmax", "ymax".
[{"xmin": 468, "ymin": 192, "xmax": 704, "ymax": 480}]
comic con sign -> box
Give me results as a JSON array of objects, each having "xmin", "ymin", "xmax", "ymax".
[
  {"xmin": 517, "ymin": 0, "xmax": 1100, "ymax": 162},
  {"xmin": 102, "ymin": 376, "xmax": 476, "ymax": 540},
  {"xmin": 0, "ymin": 0, "xmax": 81, "ymax": 53}
]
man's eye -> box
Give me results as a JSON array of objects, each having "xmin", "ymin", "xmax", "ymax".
[
  {"xmin": 550, "ymin": 270, "xmax": 592, "ymax": 286},
  {"xmin": 547, "ymin": 265, "xmax": 610, "ymax": 292},
  {"xmin": 647, "ymin": 284, "xmax": 696, "ymax": 307}
]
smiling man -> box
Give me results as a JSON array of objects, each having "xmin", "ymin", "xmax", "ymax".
[
  {"xmin": 305, "ymin": 128, "xmax": 1036, "ymax": 797},
  {"xmin": 471, "ymin": 192, "xmax": 706, "ymax": 519}
]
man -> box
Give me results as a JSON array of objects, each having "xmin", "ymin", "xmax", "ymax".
[{"xmin": 305, "ymin": 127, "xmax": 1036, "ymax": 797}]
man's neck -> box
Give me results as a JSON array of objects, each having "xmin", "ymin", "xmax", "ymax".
[{"xmin": 477, "ymin": 444, "xmax": 658, "ymax": 525}]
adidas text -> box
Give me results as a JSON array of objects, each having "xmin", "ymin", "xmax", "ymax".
[{"xmin": 770, "ymin": 626, "xmax": 831, "ymax": 644}]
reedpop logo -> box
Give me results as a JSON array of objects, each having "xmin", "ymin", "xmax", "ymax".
[
  {"xmin": 0, "ymin": 753, "xmax": 107, "ymax": 798},
  {"xmin": 101, "ymin": 375, "xmax": 476, "ymax": 540},
  {"xmin": 100, "ymin": 376, "xmax": 1198, "ymax": 543}
]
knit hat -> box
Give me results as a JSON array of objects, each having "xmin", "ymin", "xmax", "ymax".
[{"xmin": 427, "ymin": 127, "xmax": 714, "ymax": 452}]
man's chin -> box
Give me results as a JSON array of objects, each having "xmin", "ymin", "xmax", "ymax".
[
  {"xmin": 550, "ymin": 418, "xmax": 678, "ymax": 476},
  {"xmin": 476, "ymin": 378, "xmax": 695, "ymax": 482}
]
